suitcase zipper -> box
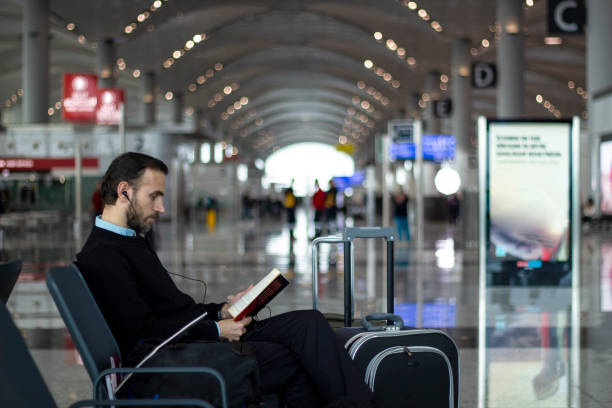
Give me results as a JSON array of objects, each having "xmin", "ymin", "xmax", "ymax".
[
  {"xmin": 348, "ymin": 329, "xmax": 447, "ymax": 358},
  {"xmin": 364, "ymin": 345, "xmax": 454, "ymax": 408}
]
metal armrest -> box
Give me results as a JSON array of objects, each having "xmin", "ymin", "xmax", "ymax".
[
  {"xmin": 94, "ymin": 366, "xmax": 227, "ymax": 408},
  {"xmin": 69, "ymin": 398, "xmax": 214, "ymax": 408}
]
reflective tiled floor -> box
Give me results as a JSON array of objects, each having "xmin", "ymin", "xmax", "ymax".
[{"xmin": 3, "ymin": 208, "xmax": 612, "ymax": 407}]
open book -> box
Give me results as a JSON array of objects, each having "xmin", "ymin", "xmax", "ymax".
[{"xmin": 228, "ymin": 268, "xmax": 289, "ymax": 321}]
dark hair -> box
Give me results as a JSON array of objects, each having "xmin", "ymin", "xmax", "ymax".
[{"xmin": 100, "ymin": 152, "xmax": 168, "ymax": 205}]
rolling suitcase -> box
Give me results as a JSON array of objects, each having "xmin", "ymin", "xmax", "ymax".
[{"xmin": 312, "ymin": 227, "xmax": 460, "ymax": 408}]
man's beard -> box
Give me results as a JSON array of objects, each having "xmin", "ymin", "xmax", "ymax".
[{"xmin": 126, "ymin": 200, "xmax": 156, "ymax": 234}]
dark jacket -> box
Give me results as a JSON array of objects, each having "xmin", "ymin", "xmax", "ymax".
[{"xmin": 76, "ymin": 226, "xmax": 223, "ymax": 357}]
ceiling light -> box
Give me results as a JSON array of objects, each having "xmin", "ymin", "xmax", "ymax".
[
  {"xmin": 206, "ymin": 69, "xmax": 214, "ymax": 77},
  {"xmin": 197, "ymin": 75, "xmax": 206, "ymax": 84},
  {"xmin": 568, "ymin": 81, "xmax": 575, "ymax": 89},
  {"xmin": 240, "ymin": 97, "xmax": 249, "ymax": 105},
  {"xmin": 172, "ymin": 50, "xmax": 182, "ymax": 59},
  {"xmin": 440, "ymin": 74, "xmax": 448, "ymax": 83},
  {"xmin": 132, "ymin": 69, "xmax": 141, "ymax": 78},
  {"xmin": 66, "ymin": 23, "xmax": 75, "ymax": 31},
  {"xmin": 383, "ymin": 73, "xmax": 392, "ymax": 81},
  {"xmin": 214, "ymin": 93, "xmax": 222, "ymax": 102},
  {"xmin": 357, "ymin": 81, "xmax": 366, "ymax": 89},
  {"xmin": 386, "ymin": 39, "xmax": 397, "ymax": 51},
  {"xmin": 214, "ymin": 63, "xmax": 223, "ymax": 71},
  {"xmin": 188, "ymin": 83, "xmax": 197, "ymax": 92},
  {"xmin": 544, "ymin": 36, "xmax": 562, "ymax": 45},
  {"xmin": 185, "ymin": 40, "xmax": 194, "ymax": 49},
  {"xmin": 526, "ymin": 0, "xmax": 534, "ymax": 6},
  {"xmin": 373, "ymin": 32, "xmax": 383, "ymax": 41},
  {"xmin": 391, "ymin": 80, "xmax": 400, "ymax": 88},
  {"xmin": 407, "ymin": 57, "xmax": 416, "ymax": 66},
  {"xmin": 536, "ymin": 94, "xmax": 543, "ymax": 103},
  {"xmin": 224, "ymin": 86, "xmax": 232, "ymax": 95},
  {"xmin": 481, "ymin": 39, "xmax": 490, "ymax": 47},
  {"xmin": 363, "ymin": 59, "xmax": 374, "ymax": 69},
  {"xmin": 165, "ymin": 91, "xmax": 173, "ymax": 100},
  {"xmin": 406, "ymin": 1, "xmax": 418, "ymax": 10}
]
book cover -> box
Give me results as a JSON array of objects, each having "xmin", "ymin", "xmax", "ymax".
[{"xmin": 228, "ymin": 268, "xmax": 289, "ymax": 321}]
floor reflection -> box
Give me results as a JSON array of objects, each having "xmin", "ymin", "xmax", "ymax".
[{"xmin": 2, "ymin": 209, "xmax": 612, "ymax": 407}]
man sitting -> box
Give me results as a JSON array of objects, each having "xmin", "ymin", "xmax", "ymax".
[{"xmin": 76, "ymin": 152, "xmax": 374, "ymax": 408}]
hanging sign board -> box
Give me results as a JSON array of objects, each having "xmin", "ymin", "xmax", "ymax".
[
  {"xmin": 96, "ymin": 88, "xmax": 125, "ymax": 125},
  {"xmin": 390, "ymin": 134, "xmax": 456, "ymax": 162},
  {"xmin": 547, "ymin": 0, "xmax": 586, "ymax": 34},
  {"xmin": 62, "ymin": 73, "xmax": 98, "ymax": 122},
  {"xmin": 479, "ymin": 119, "xmax": 579, "ymax": 286}
]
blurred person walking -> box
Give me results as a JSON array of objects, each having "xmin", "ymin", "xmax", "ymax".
[
  {"xmin": 312, "ymin": 179, "xmax": 326, "ymax": 237},
  {"xmin": 392, "ymin": 187, "xmax": 410, "ymax": 242}
]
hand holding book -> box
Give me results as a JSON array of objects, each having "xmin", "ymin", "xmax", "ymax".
[{"xmin": 226, "ymin": 269, "xmax": 289, "ymax": 321}]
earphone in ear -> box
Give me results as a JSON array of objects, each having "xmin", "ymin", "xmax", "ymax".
[{"xmin": 122, "ymin": 191, "xmax": 130, "ymax": 202}]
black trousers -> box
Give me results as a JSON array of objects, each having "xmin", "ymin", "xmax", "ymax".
[{"xmin": 242, "ymin": 310, "xmax": 373, "ymax": 408}]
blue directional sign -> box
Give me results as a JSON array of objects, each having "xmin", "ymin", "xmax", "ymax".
[{"xmin": 390, "ymin": 134, "xmax": 456, "ymax": 162}]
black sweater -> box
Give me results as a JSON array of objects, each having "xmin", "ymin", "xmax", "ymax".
[{"xmin": 76, "ymin": 226, "xmax": 223, "ymax": 357}]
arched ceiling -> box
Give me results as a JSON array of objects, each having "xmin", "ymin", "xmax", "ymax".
[{"xmin": 0, "ymin": 0, "xmax": 586, "ymax": 164}]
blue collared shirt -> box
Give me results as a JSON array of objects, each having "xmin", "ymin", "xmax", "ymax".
[
  {"xmin": 94, "ymin": 215, "xmax": 221, "ymax": 336},
  {"xmin": 95, "ymin": 216, "xmax": 137, "ymax": 237}
]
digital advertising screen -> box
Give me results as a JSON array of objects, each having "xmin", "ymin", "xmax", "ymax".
[
  {"xmin": 486, "ymin": 120, "xmax": 573, "ymax": 285},
  {"xmin": 599, "ymin": 135, "xmax": 612, "ymax": 215}
]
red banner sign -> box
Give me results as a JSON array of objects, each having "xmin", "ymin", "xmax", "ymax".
[
  {"xmin": 96, "ymin": 88, "xmax": 125, "ymax": 125},
  {"xmin": 62, "ymin": 73, "xmax": 98, "ymax": 122},
  {"xmin": 0, "ymin": 158, "xmax": 99, "ymax": 171}
]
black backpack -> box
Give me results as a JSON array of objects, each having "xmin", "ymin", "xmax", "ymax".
[{"xmin": 123, "ymin": 340, "xmax": 262, "ymax": 408}]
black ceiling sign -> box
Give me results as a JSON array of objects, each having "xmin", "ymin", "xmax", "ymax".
[
  {"xmin": 434, "ymin": 99, "xmax": 453, "ymax": 118},
  {"xmin": 548, "ymin": 0, "xmax": 586, "ymax": 34},
  {"xmin": 472, "ymin": 63, "xmax": 497, "ymax": 88}
]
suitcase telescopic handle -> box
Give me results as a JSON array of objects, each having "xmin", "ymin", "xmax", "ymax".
[
  {"xmin": 343, "ymin": 227, "xmax": 395, "ymax": 327},
  {"xmin": 311, "ymin": 236, "xmax": 345, "ymax": 310},
  {"xmin": 343, "ymin": 227, "xmax": 396, "ymax": 241}
]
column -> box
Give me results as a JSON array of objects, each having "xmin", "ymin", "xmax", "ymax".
[
  {"xmin": 406, "ymin": 92, "xmax": 421, "ymax": 119},
  {"xmin": 143, "ymin": 71, "xmax": 156, "ymax": 125},
  {"xmin": 172, "ymin": 91, "xmax": 183, "ymax": 124},
  {"xmin": 194, "ymin": 108, "xmax": 205, "ymax": 133},
  {"xmin": 424, "ymin": 71, "xmax": 440, "ymax": 134},
  {"xmin": 452, "ymin": 37, "xmax": 479, "ymax": 247},
  {"xmin": 97, "ymin": 38, "xmax": 117, "ymax": 88},
  {"xmin": 587, "ymin": 0, "xmax": 612, "ymax": 213},
  {"xmin": 497, "ymin": 0, "xmax": 524, "ymax": 118},
  {"xmin": 22, "ymin": 0, "xmax": 49, "ymax": 124}
]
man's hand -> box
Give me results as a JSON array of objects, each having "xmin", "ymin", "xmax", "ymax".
[
  {"xmin": 218, "ymin": 317, "xmax": 252, "ymax": 341},
  {"xmin": 220, "ymin": 284, "xmax": 254, "ymax": 319}
]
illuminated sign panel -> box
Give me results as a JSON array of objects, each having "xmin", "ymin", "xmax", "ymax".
[
  {"xmin": 96, "ymin": 88, "xmax": 125, "ymax": 125},
  {"xmin": 63, "ymin": 73, "xmax": 98, "ymax": 122},
  {"xmin": 485, "ymin": 120, "xmax": 573, "ymax": 285}
]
